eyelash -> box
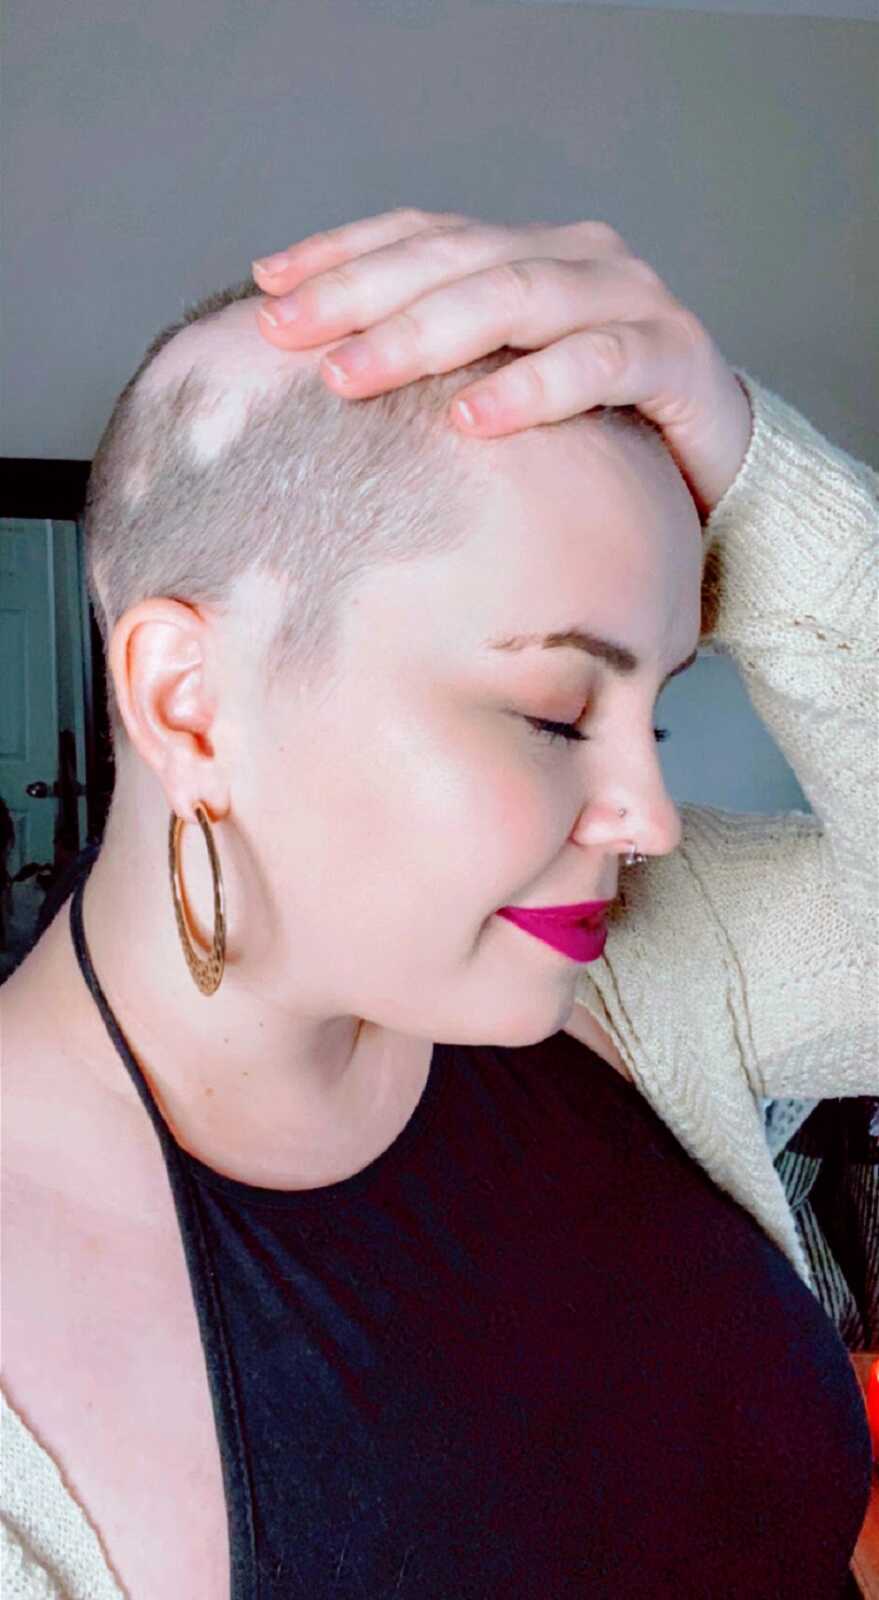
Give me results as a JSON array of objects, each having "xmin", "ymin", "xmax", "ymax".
[{"xmin": 527, "ymin": 718, "xmax": 671, "ymax": 747}]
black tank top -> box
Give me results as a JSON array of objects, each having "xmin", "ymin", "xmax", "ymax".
[{"xmin": 69, "ymin": 879, "xmax": 870, "ymax": 1598}]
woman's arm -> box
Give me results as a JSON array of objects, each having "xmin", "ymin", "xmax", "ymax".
[
  {"xmin": 664, "ymin": 368, "xmax": 876, "ymax": 1100},
  {"xmin": 700, "ymin": 365, "xmax": 877, "ymax": 963}
]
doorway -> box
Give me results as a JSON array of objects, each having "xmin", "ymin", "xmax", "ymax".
[{"xmin": 1, "ymin": 473, "xmax": 112, "ymax": 979}]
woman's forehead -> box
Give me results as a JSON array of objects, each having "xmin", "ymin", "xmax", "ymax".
[
  {"xmin": 333, "ymin": 466, "xmax": 701, "ymax": 686},
  {"xmin": 462, "ymin": 424, "xmax": 701, "ymax": 591}
]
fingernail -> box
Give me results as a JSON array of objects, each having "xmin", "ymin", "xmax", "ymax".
[
  {"xmin": 324, "ymin": 342, "xmax": 371, "ymax": 380},
  {"xmin": 271, "ymin": 296, "xmax": 302, "ymax": 325},
  {"xmin": 324, "ymin": 359, "xmax": 352, "ymax": 386},
  {"xmin": 252, "ymin": 253, "xmax": 291, "ymax": 276},
  {"xmin": 454, "ymin": 392, "xmax": 495, "ymax": 427}
]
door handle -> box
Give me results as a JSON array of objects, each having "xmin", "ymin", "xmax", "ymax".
[
  {"xmin": 26, "ymin": 778, "xmax": 86, "ymax": 799},
  {"xmin": 11, "ymin": 860, "xmax": 55, "ymax": 889}
]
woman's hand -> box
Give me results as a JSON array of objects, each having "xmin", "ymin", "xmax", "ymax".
[{"xmin": 252, "ymin": 207, "xmax": 753, "ymax": 523}]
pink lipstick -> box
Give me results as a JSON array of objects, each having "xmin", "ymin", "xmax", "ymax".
[{"xmin": 496, "ymin": 900, "xmax": 613, "ymax": 963}]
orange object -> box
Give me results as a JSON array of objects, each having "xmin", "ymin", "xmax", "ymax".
[{"xmin": 868, "ymin": 1359, "xmax": 879, "ymax": 1465}]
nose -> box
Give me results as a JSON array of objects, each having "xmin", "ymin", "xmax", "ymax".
[
  {"xmin": 619, "ymin": 789, "xmax": 684, "ymax": 860},
  {"xmin": 571, "ymin": 737, "xmax": 684, "ymax": 861}
]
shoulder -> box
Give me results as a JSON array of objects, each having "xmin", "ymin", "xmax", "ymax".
[{"xmin": 561, "ymin": 1002, "xmax": 633, "ymax": 1083}]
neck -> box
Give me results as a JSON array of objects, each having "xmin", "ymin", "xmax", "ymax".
[{"xmin": 64, "ymin": 774, "xmax": 400, "ymax": 1184}]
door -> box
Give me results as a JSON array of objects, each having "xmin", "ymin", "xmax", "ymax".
[{"xmin": 0, "ymin": 519, "xmax": 60, "ymax": 970}]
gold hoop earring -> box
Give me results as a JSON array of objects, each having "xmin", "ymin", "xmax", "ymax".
[{"xmin": 168, "ymin": 803, "xmax": 226, "ymax": 995}]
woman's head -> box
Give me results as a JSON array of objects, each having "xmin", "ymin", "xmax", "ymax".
[
  {"xmin": 86, "ymin": 282, "xmax": 704, "ymax": 1044},
  {"xmin": 86, "ymin": 279, "xmax": 687, "ymax": 733}
]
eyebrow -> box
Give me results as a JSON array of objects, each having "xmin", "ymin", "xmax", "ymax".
[{"xmin": 482, "ymin": 628, "xmax": 700, "ymax": 687}]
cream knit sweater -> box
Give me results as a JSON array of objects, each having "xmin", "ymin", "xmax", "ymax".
[{"xmin": 2, "ymin": 368, "xmax": 877, "ymax": 1598}]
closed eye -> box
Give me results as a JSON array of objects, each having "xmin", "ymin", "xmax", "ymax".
[{"xmin": 526, "ymin": 718, "xmax": 672, "ymax": 747}]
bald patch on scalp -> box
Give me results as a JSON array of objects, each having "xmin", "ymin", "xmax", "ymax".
[
  {"xmin": 186, "ymin": 386, "xmax": 264, "ymax": 466},
  {"xmin": 133, "ymin": 299, "xmax": 334, "ymax": 471},
  {"xmin": 121, "ymin": 459, "xmax": 151, "ymax": 509}
]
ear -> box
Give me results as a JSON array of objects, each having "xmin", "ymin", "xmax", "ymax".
[{"xmin": 108, "ymin": 597, "xmax": 230, "ymax": 822}]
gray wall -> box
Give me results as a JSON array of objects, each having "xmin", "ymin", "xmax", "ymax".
[{"xmin": 4, "ymin": 0, "xmax": 876, "ymax": 811}]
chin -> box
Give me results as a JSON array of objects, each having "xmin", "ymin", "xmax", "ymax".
[{"xmin": 493, "ymin": 990, "xmax": 576, "ymax": 1050}]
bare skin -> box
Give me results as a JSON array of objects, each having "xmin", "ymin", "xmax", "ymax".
[
  {"xmin": 2, "ymin": 913, "xmax": 439, "ymax": 1596},
  {"xmin": 1, "ymin": 916, "xmax": 625, "ymax": 1596},
  {"xmin": 1, "ymin": 210, "xmax": 749, "ymax": 1593}
]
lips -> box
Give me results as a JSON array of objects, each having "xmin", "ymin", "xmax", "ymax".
[
  {"xmin": 495, "ymin": 899, "xmax": 613, "ymax": 963},
  {"xmin": 497, "ymin": 899, "xmax": 613, "ymax": 930}
]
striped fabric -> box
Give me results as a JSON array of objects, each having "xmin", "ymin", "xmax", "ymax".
[{"xmin": 772, "ymin": 1097, "xmax": 879, "ymax": 1350}]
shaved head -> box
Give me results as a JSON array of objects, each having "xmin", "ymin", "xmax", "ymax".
[{"xmin": 84, "ymin": 278, "xmax": 676, "ymax": 740}]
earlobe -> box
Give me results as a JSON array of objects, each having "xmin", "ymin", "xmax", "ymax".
[{"xmin": 109, "ymin": 597, "xmax": 227, "ymax": 818}]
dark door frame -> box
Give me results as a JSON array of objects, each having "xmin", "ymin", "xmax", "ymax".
[{"xmin": 2, "ymin": 458, "xmax": 112, "ymax": 843}]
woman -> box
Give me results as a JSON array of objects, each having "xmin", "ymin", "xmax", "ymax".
[{"xmin": 1, "ymin": 210, "xmax": 875, "ymax": 1597}]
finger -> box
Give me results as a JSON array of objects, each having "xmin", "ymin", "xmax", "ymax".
[
  {"xmin": 251, "ymin": 206, "xmax": 471, "ymax": 295},
  {"xmin": 448, "ymin": 315, "xmax": 697, "ymax": 436},
  {"xmin": 316, "ymin": 255, "xmax": 663, "ymax": 395},
  {"xmin": 254, "ymin": 218, "xmax": 631, "ymax": 350},
  {"xmin": 257, "ymin": 223, "xmax": 562, "ymax": 348}
]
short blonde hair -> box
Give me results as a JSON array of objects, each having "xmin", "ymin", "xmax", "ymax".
[{"xmin": 84, "ymin": 276, "xmax": 669, "ymax": 735}]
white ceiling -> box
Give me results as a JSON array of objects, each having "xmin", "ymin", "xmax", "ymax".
[{"xmin": 503, "ymin": 0, "xmax": 877, "ymax": 17}]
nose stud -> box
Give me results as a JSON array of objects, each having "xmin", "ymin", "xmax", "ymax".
[{"xmin": 618, "ymin": 806, "xmax": 647, "ymax": 866}]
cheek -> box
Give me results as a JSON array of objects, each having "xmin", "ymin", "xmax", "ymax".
[
  {"xmin": 481, "ymin": 749, "xmax": 566, "ymax": 867},
  {"xmin": 341, "ymin": 711, "xmax": 547, "ymax": 887},
  {"xmin": 259, "ymin": 696, "xmax": 566, "ymax": 938},
  {"xmin": 404, "ymin": 717, "xmax": 565, "ymax": 894}
]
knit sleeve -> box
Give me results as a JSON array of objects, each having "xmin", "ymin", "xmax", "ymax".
[
  {"xmin": 576, "ymin": 369, "xmax": 878, "ymax": 1103},
  {"xmin": 0, "ymin": 1390, "xmax": 126, "ymax": 1600}
]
